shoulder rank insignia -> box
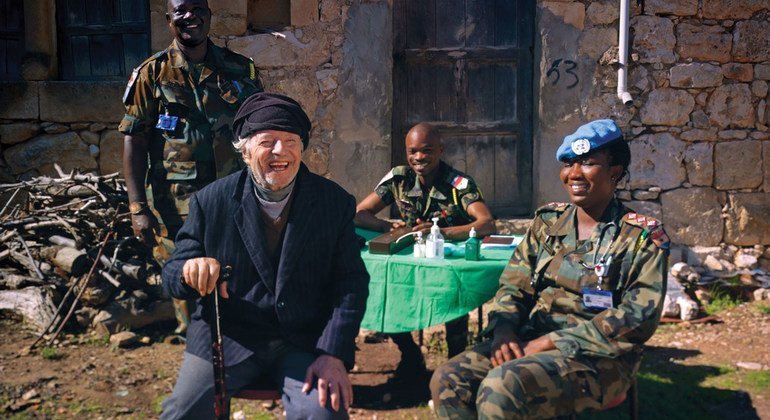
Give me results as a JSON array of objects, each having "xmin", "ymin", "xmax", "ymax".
[
  {"xmin": 122, "ymin": 68, "xmax": 140, "ymax": 105},
  {"xmin": 376, "ymin": 169, "xmax": 395, "ymax": 188},
  {"xmin": 249, "ymin": 60, "xmax": 256, "ymax": 80},
  {"xmin": 451, "ymin": 175, "xmax": 469, "ymax": 190},
  {"xmin": 624, "ymin": 213, "xmax": 670, "ymax": 249}
]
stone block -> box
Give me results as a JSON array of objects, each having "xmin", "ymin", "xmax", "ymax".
[
  {"xmin": 271, "ymin": 71, "xmax": 320, "ymax": 121},
  {"xmin": 676, "ymin": 23, "xmax": 731, "ymax": 63},
  {"xmin": 685, "ymin": 142, "xmax": 714, "ymax": 186},
  {"xmin": 78, "ymin": 130, "xmax": 100, "ymax": 146},
  {"xmin": 669, "ymin": 63, "xmax": 722, "ymax": 88},
  {"xmin": 543, "ymin": 2, "xmax": 585, "ymax": 30},
  {"xmin": 718, "ymin": 130, "xmax": 748, "ymax": 140},
  {"xmin": 0, "ymin": 82, "xmax": 39, "ymax": 120},
  {"xmin": 756, "ymin": 64, "xmax": 770, "ymax": 80},
  {"xmin": 579, "ymin": 27, "xmax": 617, "ymax": 59},
  {"xmin": 625, "ymin": 200, "xmax": 662, "ymax": 220},
  {"xmin": 661, "ymin": 187, "xmax": 724, "ymax": 246},
  {"xmin": 721, "ymin": 63, "xmax": 753, "ymax": 81},
  {"xmin": 733, "ymin": 20, "xmax": 770, "ymax": 63},
  {"xmin": 707, "ymin": 84, "xmax": 755, "ymax": 128},
  {"xmin": 724, "ymin": 193, "xmax": 770, "ymax": 245},
  {"xmin": 582, "ymin": 93, "xmax": 635, "ymax": 127},
  {"xmin": 681, "ymin": 128, "xmax": 717, "ymax": 141},
  {"xmin": 0, "ymin": 123, "xmax": 41, "ymax": 145},
  {"xmin": 764, "ymin": 142, "xmax": 770, "ymax": 193},
  {"xmin": 587, "ymin": 2, "xmax": 617, "ymax": 25},
  {"xmin": 752, "ymin": 81, "xmax": 769, "ymax": 98},
  {"xmin": 291, "ymin": 0, "xmax": 319, "ymax": 27},
  {"xmin": 640, "ymin": 88, "xmax": 694, "ymax": 126},
  {"xmin": 43, "ymin": 123, "xmax": 68, "ymax": 134},
  {"xmin": 39, "ymin": 82, "xmax": 125, "ymax": 123},
  {"xmin": 209, "ymin": 0, "xmax": 247, "ymax": 36},
  {"xmin": 99, "ymin": 130, "xmax": 124, "ymax": 175},
  {"xmin": 645, "ymin": 0, "xmax": 697, "ymax": 16},
  {"xmin": 714, "ymin": 140, "xmax": 763, "ymax": 189},
  {"xmin": 702, "ymin": 0, "xmax": 768, "ymax": 19},
  {"xmin": 631, "ymin": 16, "xmax": 675, "ymax": 63},
  {"xmin": 691, "ymin": 109, "xmax": 710, "ymax": 128},
  {"xmin": 229, "ymin": 32, "xmax": 330, "ymax": 68},
  {"xmin": 3, "ymin": 132, "xmax": 97, "ymax": 175},
  {"xmin": 628, "ymin": 132, "xmax": 687, "ymax": 190},
  {"xmin": 632, "ymin": 190, "xmax": 659, "ymax": 200}
]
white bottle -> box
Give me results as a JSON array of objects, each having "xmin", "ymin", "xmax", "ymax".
[
  {"xmin": 425, "ymin": 217, "xmax": 444, "ymax": 259},
  {"xmin": 413, "ymin": 231, "xmax": 425, "ymax": 258}
]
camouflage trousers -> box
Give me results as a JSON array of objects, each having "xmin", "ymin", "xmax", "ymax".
[
  {"xmin": 152, "ymin": 222, "xmax": 193, "ymax": 335},
  {"xmin": 429, "ymin": 340, "xmax": 637, "ymax": 419}
]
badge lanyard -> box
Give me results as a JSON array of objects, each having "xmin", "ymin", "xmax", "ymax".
[{"xmin": 579, "ymin": 221, "xmax": 619, "ymax": 289}]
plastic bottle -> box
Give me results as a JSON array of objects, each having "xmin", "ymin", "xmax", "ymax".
[
  {"xmin": 413, "ymin": 231, "xmax": 425, "ymax": 258},
  {"xmin": 465, "ymin": 227, "xmax": 480, "ymax": 261},
  {"xmin": 425, "ymin": 217, "xmax": 444, "ymax": 259}
]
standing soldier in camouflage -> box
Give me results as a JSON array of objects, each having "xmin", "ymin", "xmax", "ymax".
[
  {"xmin": 120, "ymin": 0, "xmax": 263, "ymax": 334},
  {"xmin": 355, "ymin": 122, "xmax": 496, "ymax": 378},
  {"xmin": 430, "ymin": 119, "xmax": 669, "ymax": 419}
]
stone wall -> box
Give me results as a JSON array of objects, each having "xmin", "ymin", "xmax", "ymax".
[
  {"xmin": 533, "ymin": 1, "xmax": 770, "ymax": 258},
  {"xmin": 1, "ymin": 0, "xmax": 768, "ymax": 259}
]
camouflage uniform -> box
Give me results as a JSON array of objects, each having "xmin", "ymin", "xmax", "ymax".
[
  {"xmin": 376, "ymin": 161, "xmax": 482, "ymax": 229},
  {"xmin": 432, "ymin": 199, "xmax": 669, "ymax": 419},
  {"xmin": 119, "ymin": 39, "xmax": 262, "ymax": 329},
  {"xmin": 376, "ymin": 161, "xmax": 485, "ymax": 358},
  {"xmin": 119, "ymin": 38, "xmax": 263, "ymax": 261}
]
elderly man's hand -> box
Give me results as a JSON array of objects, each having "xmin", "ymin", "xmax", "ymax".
[
  {"xmin": 490, "ymin": 324, "xmax": 525, "ymax": 367},
  {"xmin": 181, "ymin": 257, "xmax": 229, "ymax": 298},
  {"xmin": 302, "ymin": 354, "xmax": 352, "ymax": 412}
]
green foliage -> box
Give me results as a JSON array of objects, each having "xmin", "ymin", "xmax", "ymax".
[
  {"xmin": 704, "ymin": 288, "xmax": 741, "ymax": 315},
  {"xmin": 151, "ymin": 395, "xmax": 165, "ymax": 415},
  {"xmin": 67, "ymin": 401, "xmax": 102, "ymax": 415},
  {"xmin": 744, "ymin": 371, "xmax": 770, "ymax": 391},
  {"xmin": 40, "ymin": 347, "xmax": 62, "ymax": 360},
  {"xmin": 752, "ymin": 302, "xmax": 770, "ymax": 315}
]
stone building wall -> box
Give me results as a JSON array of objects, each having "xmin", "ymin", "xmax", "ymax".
[
  {"xmin": 534, "ymin": 0, "xmax": 770, "ymax": 269},
  {"xmin": 0, "ymin": 0, "xmax": 768, "ymax": 264}
]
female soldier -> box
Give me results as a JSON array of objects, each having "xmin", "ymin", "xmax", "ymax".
[{"xmin": 430, "ymin": 119, "xmax": 668, "ymax": 419}]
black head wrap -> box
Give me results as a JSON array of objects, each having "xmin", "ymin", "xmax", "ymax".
[{"xmin": 232, "ymin": 92, "xmax": 311, "ymax": 149}]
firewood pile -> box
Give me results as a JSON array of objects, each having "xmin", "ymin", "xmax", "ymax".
[{"xmin": 0, "ymin": 165, "xmax": 173, "ymax": 348}]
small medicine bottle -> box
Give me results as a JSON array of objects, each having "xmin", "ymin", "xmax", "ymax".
[{"xmin": 465, "ymin": 227, "xmax": 480, "ymax": 261}]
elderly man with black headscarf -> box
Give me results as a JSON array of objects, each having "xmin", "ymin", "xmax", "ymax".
[{"xmin": 160, "ymin": 92, "xmax": 370, "ymax": 419}]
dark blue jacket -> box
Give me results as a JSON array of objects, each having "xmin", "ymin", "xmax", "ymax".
[{"xmin": 162, "ymin": 164, "xmax": 369, "ymax": 368}]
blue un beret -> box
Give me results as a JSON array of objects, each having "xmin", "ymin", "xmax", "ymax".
[{"xmin": 556, "ymin": 119, "xmax": 622, "ymax": 162}]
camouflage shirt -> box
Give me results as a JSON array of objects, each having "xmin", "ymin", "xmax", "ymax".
[
  {"xmin": 375, "ymin": 161, "xmax": 484, "ymax": 227},
  {"xmin": 119, "ymin": 39, "xmax": 263, "ymax": 224},
  {"xmin": 487, "ymin": 199, "xmax": 669, "ymax": 360}
]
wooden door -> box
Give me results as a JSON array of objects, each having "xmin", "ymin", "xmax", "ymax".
[
  {"xmin": 57, "ymin": 0, "xmax": 150, "ymax": 80},
  {"xmin": 392, "ymin": 0, "xmax": 534, "ymax": 216}
]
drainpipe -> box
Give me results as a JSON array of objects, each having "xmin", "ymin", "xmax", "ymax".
[{"xmin": 617, "ymin": 0, "xmax": 633, "ymax": 106}]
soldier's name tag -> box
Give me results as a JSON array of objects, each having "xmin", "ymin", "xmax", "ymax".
[
  {"xmin": 582, "ymin": 288, "xmax": 613, "ymax": 310},
  {"xmin": 156, "ymin": 114, "xmax": 179, "ymax": 131}
]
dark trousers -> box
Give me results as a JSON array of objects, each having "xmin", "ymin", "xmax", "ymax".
[{"xmin": 391, "ymin": 314, "xmax": 469, "ymax": 360}]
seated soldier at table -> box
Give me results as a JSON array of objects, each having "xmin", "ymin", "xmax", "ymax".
[
  {"xmin": 355, "ymin": 122, "xmax": 495, "ymax": 378},
  {"xmin": 430, "ymin": 119, "xmax": 668, "ymax": 418}
]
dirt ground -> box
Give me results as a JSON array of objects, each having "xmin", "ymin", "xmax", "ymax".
[{"xmin": 1, "ymin": 301, "xmax": 768, "ymax": 419}]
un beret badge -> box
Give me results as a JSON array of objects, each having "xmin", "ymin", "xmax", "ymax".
[{"xmin": 571, "ymin": 138, "xmax": 591, "ymax": 155}]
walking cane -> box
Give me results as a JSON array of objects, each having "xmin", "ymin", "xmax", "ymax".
[{"xmin": 211, "ymin": 266, "xmax": 232, "ymax": 420}]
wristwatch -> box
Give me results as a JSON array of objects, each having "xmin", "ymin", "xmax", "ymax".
[{"xmin": 129, "ymin": 202, "xmax": 148, "ymax": 215}]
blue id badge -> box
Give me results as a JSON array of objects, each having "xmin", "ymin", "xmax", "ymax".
[
  {"xmin": 582, "ymin": 288, "xmax": 614, "ymax": 310},
  {"xmin": 156, "ymin": 114, "xmax": 178, "ymax": 131}
]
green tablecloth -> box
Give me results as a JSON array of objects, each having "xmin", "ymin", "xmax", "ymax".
[{"xmin": 357, "ymin": 228, "xmax": 519, "ymax": 333}]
